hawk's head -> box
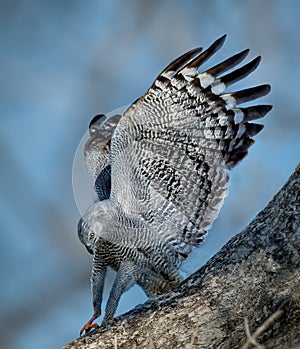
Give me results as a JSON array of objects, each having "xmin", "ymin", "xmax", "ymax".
[
  {"xmin": 77, "ymin": 217, "xmax": 96, "ymax": 255},
  {"xmin": 77, "ymin": 200, "xmax": 115, "ymax": 254}
]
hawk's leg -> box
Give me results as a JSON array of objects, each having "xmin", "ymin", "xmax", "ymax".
[
  {"xmin": 101, "ymin": 260, "xmax": 138, "ymax": 327},
  {"xmin": 80, "ymin": 257, "xmax": 107, "ymax": 336}
]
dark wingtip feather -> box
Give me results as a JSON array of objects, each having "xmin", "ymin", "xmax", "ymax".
[
  {"xmin": 160, "ymin": 47, "xmax": 203, "ymax": 77},
  {"xmin": 215, "ymin": 34, "xmax": 227, "ymax": 47},
  {"xmin": 179, "ymin": 35, "xmax": 227, "ymax": 72},
  {"xmin": 247, "ymin": 123, "xmax": 264, "ymax": 137},
  {"xmin": 263, "ymin": 84, "xmax": 271, "ymax": 94},
  {"xmin": 240, "ymin": 48, "xmax": 250, "ymax": 58},
  {"xmin": 229, "ymin": 84, "xmax": 271, "ymax": 105},
  {"xmin": 220, "ymin": 56, "xmax": 261, "ymax": 87},
  {"xmin": 250, "ymin": 104, "xmax": 273, "ymax": 115},
  {"xmin": 241, "ymin": 105, "xmax": 273, "ymax": 121},
  {"xmin": 205, "ymin": 48, "xmax": 250, "ymax": 77},
  {"xmin": 227, "ymin": 150, "xmax": 249, "ymax": 169},
  {"xmin": 262, "ymin": 104, "xmax": 273, "ymax": 113}
]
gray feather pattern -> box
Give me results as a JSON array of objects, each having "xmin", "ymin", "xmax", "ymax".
[
  {"xmin": 84, "ymin": 113, "xmax": 121, "ymax": 201},
  {"xmin": 78, "ymin": 36, "xmax": 272, "ymax": 330}
]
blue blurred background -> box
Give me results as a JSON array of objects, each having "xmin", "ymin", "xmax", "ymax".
[{"xmin": 1, "ymin": 1, "xmax": 299, "ymax": 348}]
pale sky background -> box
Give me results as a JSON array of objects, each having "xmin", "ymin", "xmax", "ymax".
[{"xmin": 1, "ymin": 1, "xmax": 300, "ymax": 348}]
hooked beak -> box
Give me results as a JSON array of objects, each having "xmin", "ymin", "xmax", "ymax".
[{"xmin": 85, "ymin": 246, "xmax": 94, "ymax": 255}]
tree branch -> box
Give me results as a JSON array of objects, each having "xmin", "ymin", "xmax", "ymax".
[{"xmin": 63, "ymin": 164, "xmax": 300, "ymax": 349}]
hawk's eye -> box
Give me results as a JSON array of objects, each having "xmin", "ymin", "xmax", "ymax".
[{"xmin": 89, "ymin": 233, "xmax": 95, "ymax": 239}]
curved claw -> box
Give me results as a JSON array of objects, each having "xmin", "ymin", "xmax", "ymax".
[
  {"xmin": 79, "ymin": 314, "xmax": 100, "ymax": 336},
  {"xmin": 79, "ymin": 322, "xmax": 99, "ymax": 336}
]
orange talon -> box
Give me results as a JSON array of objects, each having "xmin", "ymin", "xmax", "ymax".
[{"xmin": 79, "ymin": 314, "xmax": 100, "ymax": 336}]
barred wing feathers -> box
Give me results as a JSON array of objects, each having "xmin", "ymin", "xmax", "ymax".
[{"xmin": 110, "ymin": 35, "xmax": 271, "ymax": 257}]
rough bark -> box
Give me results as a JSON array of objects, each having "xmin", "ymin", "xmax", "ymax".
[{"xmin": 63, "ymin": 165, "xmax": 300, "ymax": 349}]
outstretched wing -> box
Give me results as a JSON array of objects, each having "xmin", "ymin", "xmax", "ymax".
[
  {"xmin": 84, "ymin": 113, "xmax": 121, "ymax": 201},
  {"xmin": 110, "ymin": 35, "xmax": 271, "ymax": 257}
]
